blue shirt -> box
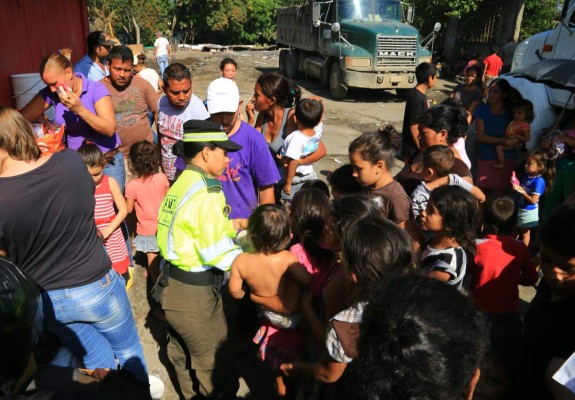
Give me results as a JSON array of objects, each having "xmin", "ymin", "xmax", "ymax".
[
  {"xmin": 74, "ymin": 54, "xmax": 108, "ymax": 82},
  {"xmin": 518, "ymin": 175, "xmax": 545, "ymax": 211},
  {"xmin": 474, "ymin": 104, "xmax": 513, "ymax": 161}
]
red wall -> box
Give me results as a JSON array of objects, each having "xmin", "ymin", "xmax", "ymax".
[{"xmin": 0, "ymin": 0, "xmax": 89, "ymax": 107}]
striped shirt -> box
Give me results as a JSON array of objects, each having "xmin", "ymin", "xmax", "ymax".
[
  {"xmin": 420, "ymin": 245, "xmax": 467, "ymax": 290},
  {"xmin": 94, "ymin": 175, "xmax": 130, "ymax": 274}
]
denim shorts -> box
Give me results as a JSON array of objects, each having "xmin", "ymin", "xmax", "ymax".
[{"xmin": 134, "ymin": 234, "xmax": 159, "ymax": 253}]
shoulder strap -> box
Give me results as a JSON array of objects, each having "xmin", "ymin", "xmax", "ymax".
[{"xmin": 280, "ymin": 107, "xmax": 291, "ymax": 139}]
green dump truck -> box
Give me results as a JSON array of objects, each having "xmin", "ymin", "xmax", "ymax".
[{"xmin": 277, "ymin": 0, "xmax": 433, "ymax": 100}]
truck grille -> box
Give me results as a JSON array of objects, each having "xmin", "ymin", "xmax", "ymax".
[{"xmin": 376, "ymin": 36, "xmax": 418, "ymax": 68}]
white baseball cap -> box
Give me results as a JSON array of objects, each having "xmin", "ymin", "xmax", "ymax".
[{"xmin": 206, "ymin": 77, "xmax": 240, "ymax": 114}]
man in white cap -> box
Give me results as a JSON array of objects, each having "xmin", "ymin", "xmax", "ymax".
[
  {"xmin": 154, "ymin": 31, "xmax": 171, "ymax": 78},
  {"xmin": 207, "ymin": 77, "xmax": 280, "ymax": 219}
]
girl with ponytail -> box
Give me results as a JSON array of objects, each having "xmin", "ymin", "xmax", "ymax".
[{"xmin": 348, "ymin": 125, "xmax": 411, "ymax": 228}]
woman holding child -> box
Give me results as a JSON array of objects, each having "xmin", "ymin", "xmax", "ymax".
[
  {"xmin": 474, "ymin": 79, "xmax": 515, "ymax": 192},
  {"xmin": 247, "ymin": 72, "xmax": 327, "ymax": 200},
  {"xmin": 396, "ymin": 104, "xmax": 473, "ymax": 197}
]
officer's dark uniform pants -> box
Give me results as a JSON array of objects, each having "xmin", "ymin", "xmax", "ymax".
[{"xmin": 161, "ymin": 278, "xmax": 237, "ymax": 399}]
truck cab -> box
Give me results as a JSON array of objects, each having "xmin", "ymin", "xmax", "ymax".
[{"xmin": 276, "ymin": 0, "xmax": 432, "ymax": 99}]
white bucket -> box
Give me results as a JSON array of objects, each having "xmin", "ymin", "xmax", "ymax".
[{"xmin": 11, "ymin": 73, "xmax": 46, "ymax": 109}]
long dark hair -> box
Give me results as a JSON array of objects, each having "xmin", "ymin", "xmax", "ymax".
[
  {"xmin": 289, "ymin": 187, "xmax": 334, "ymax": 267},
  {"xmin": 428, "ymin": 186, "xmax": 480, "ymax": 257},
  {"xmin": 256, "ymin": 72, "xmax": 301, "ymax": 108},
  {"xmin": 417, "ymin": 105, "xmax": 469, "ymax": 145},
  {"xmin": 490, "ymin": 79, "xmax": 515, "ymax": 112},
  {"xmin": 527, "ymin": 149, "xmax": 555, "ymax": 192},
  {"xmin": 342, "ymin": 215, "xmax": 413, "ymax": 303}
]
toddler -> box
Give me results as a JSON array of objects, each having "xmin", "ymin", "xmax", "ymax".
[
  {"xmin": 327, "ymin": 163, "xmax": 364, "ymax": 198},
  {"xmin": 348, "ymin": 125, "xmax": 410, "ymax": 227},
  {"xmin": 494, "ymin": 99, "xmax": 533, "ymax": 168},
  {"xmin": 419, "ymin": 186, "xmax": 480, "ymax": 290},
  {"xmin": 470, "ymin": 195, "xmax": 538, "ymax": 314},
  {"xmin": 512, "ymin": 149, "xmax": 554, "ymax": 246},
  {"xmin": 125, "ymin": 141, "xmax": 169, "ymax": 284},
  {"xmin": 411, "ymin": 145, "xmax": 485, "ymax": 218},
  {"xmin": 228, "ymin": 204, "xmax": 312, "ymax": 397},
  {"xmin": 78, "ymin": 142, "xmax": 131, "ymax": 281},
  {"xmin": 280, "ymin": 98, "xmax": 323, "ymax": 203}
]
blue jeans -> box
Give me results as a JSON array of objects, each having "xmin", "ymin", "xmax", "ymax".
[
  {"xmin": 157, "ymin": 55, "xmax": 169, "ymax": 78},
  {"xmin": 41, "ymin": 269, "xmax": 148, "ymax": 384},
  {"xmin": 103, "ymin": 151, "xmax": 126, "ymax": 194}
]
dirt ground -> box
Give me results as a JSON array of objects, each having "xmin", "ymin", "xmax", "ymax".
[{"xmin": 132, "ymin": 49, "xmax": 536, "ymax": 399}]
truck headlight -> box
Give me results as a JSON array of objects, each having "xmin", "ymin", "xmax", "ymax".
[{"xmin": 345, "ymin": 58, "xmax": 372, "ymax": 68}]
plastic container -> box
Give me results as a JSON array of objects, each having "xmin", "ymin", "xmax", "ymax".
[{"xmin": 11, "ymin": 73, "xmax": 46, "ymax": 109}]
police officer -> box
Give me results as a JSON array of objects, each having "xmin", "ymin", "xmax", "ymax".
[{"xmin": 156, "ymin": 120, "xmax": 244, "ymax": 399}]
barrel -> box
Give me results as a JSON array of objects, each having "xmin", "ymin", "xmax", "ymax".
[{"xmin": 11, "ymin": 73, "xmax": 45, "ymax": 109}]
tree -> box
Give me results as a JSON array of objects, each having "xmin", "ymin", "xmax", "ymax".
[
  {"xmin": 520, "ymin": 0, "xmax": 561, "ymax": 40},
  {"xmin": 88, "ymin": 0, "xmax": 172, "ymax": 44}
]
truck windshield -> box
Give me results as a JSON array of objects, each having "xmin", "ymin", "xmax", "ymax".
[{"xmin": 338, "ymin": 0, "xmax": 402, "ymax": 22}]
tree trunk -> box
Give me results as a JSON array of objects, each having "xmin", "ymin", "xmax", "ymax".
[
  {"xmin": 131, "ymin": 14, "xmax": 141, "ymax": 44},
  {"xmin": 172, "ymin": 14, "xmax": 178, "ymax": 52},
  {"xmin": 497, "ymin": 0, "xmax": 525, "ymax": 44},
  {"xmin": 442, "ymin": 17, "xmax": 459, "ymax": 65}
]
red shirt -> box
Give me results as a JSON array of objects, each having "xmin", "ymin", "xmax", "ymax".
[
  {"xmin": 470, "ymin": 235, "xmax": 538, "ymax": 314},
  {"xmin": 483, "ymin": 54, "xmax": 503, "ymax": 76}
]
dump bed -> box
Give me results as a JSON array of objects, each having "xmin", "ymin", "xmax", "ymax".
[{"xmin": 276, "ymin": 4, "xmax": 319, "ymax": 52}]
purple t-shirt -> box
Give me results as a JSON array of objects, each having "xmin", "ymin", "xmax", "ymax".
[
  {"xmin": 40, "ymin": 73, "xmax": 121, "ymax": 152},
  {"xmin": 217, "ymin": 121, "xmax": 281, "ymax": 219}
]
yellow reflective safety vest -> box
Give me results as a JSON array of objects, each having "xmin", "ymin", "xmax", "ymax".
[{"xmin": 157, "ymin": 165, "xmax": 242, "ymax": 272}]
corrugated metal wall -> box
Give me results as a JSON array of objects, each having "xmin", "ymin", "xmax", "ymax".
[{"xmin": 0, "ymin": 0, "xmax": 89, "ymax": 107}]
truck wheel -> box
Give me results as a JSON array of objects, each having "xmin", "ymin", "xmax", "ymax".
[
  {"xmin": 286, "ymin": 49, "xmax": 300, "ymax": 79},
  {"xmin": 330, "ymin": 62, "xmax": 348, "ymax": 100},
  {"xmin": 279, "ymin": 50, "xmax": 288, "ymax": 75}
]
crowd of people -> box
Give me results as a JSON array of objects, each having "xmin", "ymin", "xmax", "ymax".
[{"xmin": 1, "ymin": 30, "xmax": 575, "ymax": 400}]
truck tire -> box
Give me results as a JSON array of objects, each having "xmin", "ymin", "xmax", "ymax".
[
  {"xmin": 286, "ymin": 49, "xmax": 300, "ymax": 79},
  {"xmin": 279, "ymin": 50, "xmax": 288, "ymax": 75},
  {"xmin": 330, "ymin": 62, "xmax": 348, "ymax": 100}
]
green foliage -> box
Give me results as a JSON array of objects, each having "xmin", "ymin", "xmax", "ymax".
[
  {"xmin": 89, "ymin": 0, "xmax": 307, "ymax": 45},
  {"xmin": 411, "ymin": 0, "xmax": 482, "ymax": 35},
  {"xmin": 88, "ymin": 0, "xmax": 172, "ymax": 44},
  {"xmin": 241, "ymin": 0, "xmax": 281, "ymax": 43},
  {"xmin": 520, "ymin": 0, "xmax": 561, "ymax": 40}
]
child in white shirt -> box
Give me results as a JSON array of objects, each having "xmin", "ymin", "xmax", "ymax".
[{"xmin": 280, "ymin": 99, "xmax": 323, "ymax": 203}]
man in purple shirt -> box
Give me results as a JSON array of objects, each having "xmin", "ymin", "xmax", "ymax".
[{"xmin": 207, "ymin": 77, "xmax": 280, "ymax": 219}]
